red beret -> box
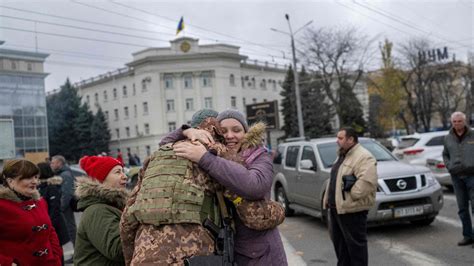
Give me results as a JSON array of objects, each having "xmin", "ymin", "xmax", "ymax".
[{"xmin": 79, "ymin": 156, "xmax": 123, "ymax": 183}]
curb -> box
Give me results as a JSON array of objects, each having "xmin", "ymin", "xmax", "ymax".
[{"xmin": 281, "ymin": 233, "xmax": 307, "ymax": 266}]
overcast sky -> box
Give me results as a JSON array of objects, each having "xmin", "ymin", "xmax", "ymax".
[{"xmin": 0, "ymin": 0, "xmax": 472, "ymax": 92}]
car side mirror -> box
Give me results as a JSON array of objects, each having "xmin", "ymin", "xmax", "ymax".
[{"xmin": 300, "ymin": 159, "xmax": 316, "ymax": 171}]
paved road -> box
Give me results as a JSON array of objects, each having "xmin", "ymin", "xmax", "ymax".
[{"xmin": 279, "ymin": 190, "xmax": 474, "ymax": 266}]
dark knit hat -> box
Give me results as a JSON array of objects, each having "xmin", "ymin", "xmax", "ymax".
[
  {"xmin": 191, "ymin": 109, "xmax": 219, "ymax": 128},
  {"xmin": 217, "ymin": 109, "xmax": 249, "ymax": 132},
  {"xmin": 79, "ymin": 156, "xmax": 123, "ymax": 183}
]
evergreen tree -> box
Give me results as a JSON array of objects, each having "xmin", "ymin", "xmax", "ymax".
[
  {"xmin": 75, "ymin": 102, "xmax": 94, "ymax": 157},
  {"xmin": 47, "ymin": 79, "xmax": 81, "ymax": 161},
  {"xmin": 280, "ymin": 66, "xmax": 299, "ymax": 138},
  {"xmin": 300, "ymin": 68, "xmax": 333, "ymax": 137},
  {"xmin": 91, "ymin": 107, "xmax": 111, "ymax": 155},
  {"xmin": 338, "ymin": 81, "xmax": 366, "ymax": 134}
]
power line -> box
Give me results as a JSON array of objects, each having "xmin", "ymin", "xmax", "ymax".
[
  {"xmin": 0, "ymin": 4, "xmax": 289, "ymax": 63},
  {"xmin": 0, "ymin": 25, "xmax": 157, "ymax": 48},
  {"xmin": 353, "ymin": 1, "xmax": 471, "ymax": 49},
  {"xmin": 0, "ymin": 14, "xmax": 170, "ymax": 43},
  {"xmin": 3, "ymin": 43, "xmax": 130, "ymax": 62},
  {"xmin": 0, "ymin": 4, "xmax": 174, "ymax": 36},
  {"xmin": 73, "ymin": 0, "xmax": 290, "ymax": 60},
  {"xmin": 108, "ymin": 0, "xmax": 290, "ymax": 54}
]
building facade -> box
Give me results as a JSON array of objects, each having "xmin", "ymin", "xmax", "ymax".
[
  {"xmin": 75, "ymin": 37, "xmax": 287, "ymax": 161},
  {"xmin": 0, "ymin": 48, "xmax": 49, "ymax": 158}
]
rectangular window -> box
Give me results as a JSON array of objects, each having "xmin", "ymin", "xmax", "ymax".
[
  {"xmin": 243, "ymin": 97, "xmax": 246, "ymax": 107},
  {"xmin": 144, "ymin": 123, "xmax": 150, "ymax": 135},
  {"xmin": 143, "ymin": 102, "xmax": 149, "ymax": 115},
  {"xmin": 184, "ymin": 74, "xmax": 193, "ymax": 89},
  {"xmin": 204, "ymin": 97, "xmax": 213, "ymax": 109},
  {"xmin": 124, "ymin": 107, "xmax": 129, "ymax": 119},
  {"xmin": 114, "ymin": 109, "xmax": 119, "ymax": 120},
  {"xmin": 142, "ymin": 80, "xmax": 147, "ymax": 91},
  {"xmin": 134, "ymin": 105, "xmax": 137, "ymax": 117},
  {"xmin": 185, "ymin": 98, "xmax": 194, "ymax": 111},
  {"xmin": 103, "ymin": 90, "xmax": 108, "ymax": 102},
  {"xmin": 113, "ymin": 88, "xmax": 117, "ymax": 99},
  {"xmin": 166, "ymin": 100, "xmax": 175, "ymax": 112},
  {"xmin": 104, "ymin": 111, "xmax": 109, "ymax": 120},
  {"xmin": 164, "ymin": 75, "xmax": 173, "ymax": 89},
  {"xmin": 132, "ymin": 83, "xmax": 136, "ymax": 95},
  {"xmin": 231, "ymin": 96, "xmax": 237, "ymax": 108},
  {"xmin": 115, "ymin": 128, "xmax": 120, "ymax": 139},
  {"xmin": 27, "ymin": 63, "xmax": 32, "ymax": 71},
  {"xmin": 125, "ymin": 127, "xmax": 130, "ymax": 137},
  {"xmin": 168, "ymin": 122, "xmax": 176, "ymax": 132},
  {"xmin": 94, "ymin": 93, "xmax": 99, "ymax": 103},
  {"xmin": 123, "ymin": 86, "xmax": 127, "ymax": 97},
  {"xmin": 201, "ymin": 73, "xmax": 212, "ymax": 87},
  {"xmin": 86, "ymin": 95, "xmax": 90, "ymax": 104},
  {"xmin": 135, "ymin": 125, "xmax": 139, "ymax": 136}
]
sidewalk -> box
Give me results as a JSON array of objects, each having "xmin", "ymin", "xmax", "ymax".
[{"xmin": 64, "ymin": 233, "xmax": 306, "ymax": 266}]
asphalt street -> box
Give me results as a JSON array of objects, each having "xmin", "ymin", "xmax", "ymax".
[
  {"xmin": 63, "ymin": 189, "xmax": 472, "ymax": 266},
  {"xmin": 279, "ymin": 189, "xmax": 474, "ymax": 266}
]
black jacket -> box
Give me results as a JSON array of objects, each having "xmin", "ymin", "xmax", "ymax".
[
  {"xmin": 443, "ymin": 127, "xmax": 474, "ymax": 177},
  {"xmin": 38, "ymin": 176, "xmax": 70, "ymax": 245}
]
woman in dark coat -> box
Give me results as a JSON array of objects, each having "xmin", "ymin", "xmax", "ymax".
[
  {"xmin": 37, "ymin": 163, "xmax": 71, "ymax": 247},
  {"xmin": 0, "ymin": 159, "xmax": 62, "ymax": 266}
]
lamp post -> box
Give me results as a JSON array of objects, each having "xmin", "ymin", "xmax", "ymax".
[{"xmin": 271, "ymin": 15, "xmax": 313, "ymax": 138}]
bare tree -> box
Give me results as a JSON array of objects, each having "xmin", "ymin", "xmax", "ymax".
[
  {"xmin": 300, "ymin": 26, "xmax": 375, "ymax": 129},
  {"xmin": 432, "ymin": 62, "xmax": 469, "ymax": 129},
  {"xmin": 399, "ymin": 38, "xmax": 438, "ymax": 132}
]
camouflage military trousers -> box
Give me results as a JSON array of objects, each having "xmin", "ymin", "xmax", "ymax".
[{"xmin": 130, "ymin": 223, "xmax": 215, "ymax": 266}]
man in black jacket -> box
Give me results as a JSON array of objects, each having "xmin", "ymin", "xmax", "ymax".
[
  {"xmin": 442, "ymin": 111, "xmax": 474, "ymax": 247},
  {"xmin": 51, "ymin": 155, "xmax": 77, "ymax": 262}
]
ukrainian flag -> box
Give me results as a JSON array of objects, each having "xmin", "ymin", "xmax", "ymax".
[{"xmin": 176, "ymin": 16, "xmax": 185, "ymax": 35}]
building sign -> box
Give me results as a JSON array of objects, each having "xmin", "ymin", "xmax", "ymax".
[
  {"xmin": 418, "ymin": 47, "xmax": 449, "ymax": 63},
  {"xmin": 0, "ymin": 119, "xmax": 15, "ymax": 159},
  {"xmin": 246, "ymin": 100, "xmax": 279, "ymax": 129}
]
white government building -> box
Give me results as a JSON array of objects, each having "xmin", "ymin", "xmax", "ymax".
[{"xmin": 75, "ymin": 37, "xmax": 287, "ymax": 161}]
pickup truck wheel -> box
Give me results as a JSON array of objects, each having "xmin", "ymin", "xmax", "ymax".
[{"xmin": 276, "ymin": 186, "xmax": 294, "ymax": 216}]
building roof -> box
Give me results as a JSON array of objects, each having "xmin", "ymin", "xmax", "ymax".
[{"xmin": 0, "ymin": 48, "xmax": 49, "ymax": 61}]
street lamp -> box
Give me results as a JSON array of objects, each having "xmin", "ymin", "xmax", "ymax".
[{"xmin": 271, "ymin": 15, "xmax": 313, "ymax": 138}]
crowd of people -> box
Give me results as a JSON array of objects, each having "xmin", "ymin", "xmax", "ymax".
[{"xmin": 0, "ymin": 109, "xmax": 472, "ymax": 266}]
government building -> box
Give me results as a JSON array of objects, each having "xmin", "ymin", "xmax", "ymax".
[{"xmin": 75, "ymin": 37, "xmax": 287, "ymax": 160}]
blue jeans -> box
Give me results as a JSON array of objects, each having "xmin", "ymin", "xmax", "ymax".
[{"xmin": 451, "ymin": 175, "xmax": 474, "ymax": 239}]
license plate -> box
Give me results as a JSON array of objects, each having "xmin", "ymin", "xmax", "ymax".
[{"xmin": 394, "ymin": 206, "xmax": 424, "ymax": 218}]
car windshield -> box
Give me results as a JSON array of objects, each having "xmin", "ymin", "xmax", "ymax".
[
  {"xmin": 317, "ymin": 140, "xmax": 396, "ymax": 168},
  {"xmin": 397, "ymin": 137, "xmax": 419, "ymax": 149}
]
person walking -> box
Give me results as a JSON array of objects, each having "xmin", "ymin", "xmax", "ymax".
[
  {"xmin": 323, "ymin": 127, "xmax": 378, "ymax": 266},
  {"xmin": 0, "ymin": 159, "xmax": 62, "ymax": 265},
  {"xmin": 73, "ymin": 156, "xmax": 128, "ymax": 265},
  {"xmin": 442, "ymin": 111, "xmax": 474, "ymax": 247},
  {"xmin": 171, "ymin": 109, "xmax": 287, "ymax": 265},
  {"xmin": 37, "ymin": 162, "xmax": 70, "ymax": 264},
  {"xmin": 50, "ymin": 155, "xmax": 77, "ymax": 249}
]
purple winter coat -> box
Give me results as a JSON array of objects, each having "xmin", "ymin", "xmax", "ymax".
[{"xmin": 159, "ymin": 129, "xmax": 287, "ymax": 266}]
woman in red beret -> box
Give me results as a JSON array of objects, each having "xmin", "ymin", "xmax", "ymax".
[
  {"xmin": 73, "ymin": 156, "xmax": 128, "ymax": 266},
  {"xmin": 0, "ymin": 159, "xmax": 62, "ymax": 266}
]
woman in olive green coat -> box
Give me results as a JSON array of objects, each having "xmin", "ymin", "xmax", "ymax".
[{"xmin": 73, "ymin": 156, "xmax": 128, "ymax": 266}]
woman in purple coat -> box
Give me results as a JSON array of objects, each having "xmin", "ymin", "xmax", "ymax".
[{"xmin": 169, "ymin": 109, "xmax": 287, "ymax": 266}]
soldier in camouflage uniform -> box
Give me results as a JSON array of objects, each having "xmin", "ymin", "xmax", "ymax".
[{"xmin": 121, "ymin": 117, "xmax": 284, "ymax": 265}]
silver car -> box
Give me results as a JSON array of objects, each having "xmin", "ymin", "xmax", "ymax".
[{"xmin": 272, "ymin": 138, "xmax": 444, "ymax": 226}]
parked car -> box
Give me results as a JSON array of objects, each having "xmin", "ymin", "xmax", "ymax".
[
  {"xmin": 272, "ymin": 138, "xmax": 444, "ymax": 226},
  {"xmin": 426, "ymin": 155, "xmax": 452, "ymax": 190},
  {"xmin": 392, "ymin": 131, "xmax": 448, "ymax": 166},
  {"xmin": 69, "ymin": 164, "xmax": 86, "ymax": 177}
]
